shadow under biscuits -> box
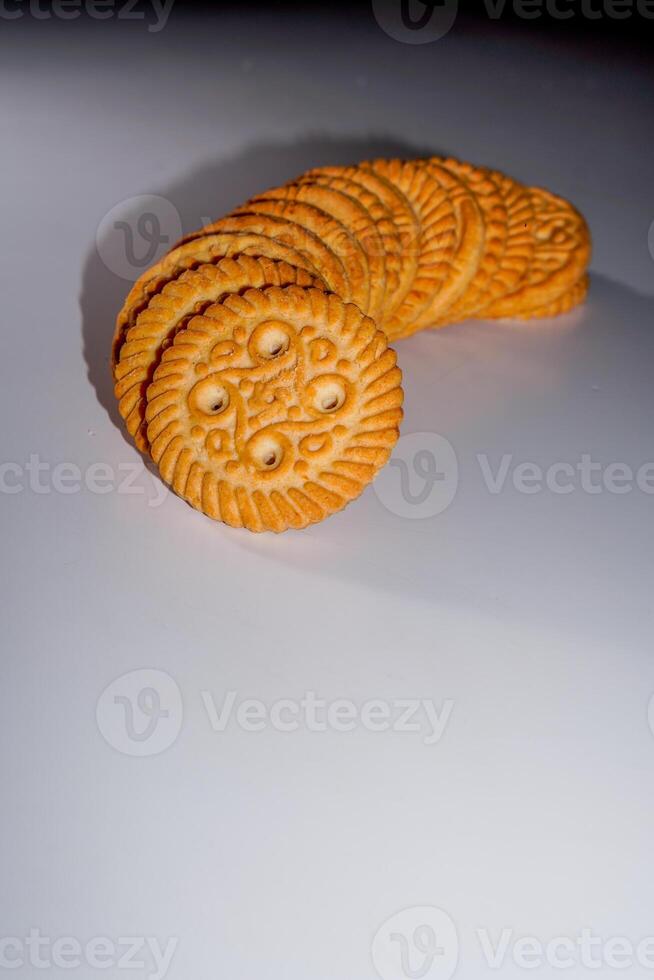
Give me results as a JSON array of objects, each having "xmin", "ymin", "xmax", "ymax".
[{"xmin": 79, "ymin": 131, "xmax": 440, "ymax": 449}]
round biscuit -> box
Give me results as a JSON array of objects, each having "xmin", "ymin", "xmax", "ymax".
[
  {"xmin": 482, "ymin": 186, "xmax": 591, "ymax": 317},
  {"xmin": 112, "ymin": 231, "xmax": 321, "ymax": 369},
  {"xmin": 115, "ymin": 255, "xmax": 320, "ymax": 452},
  {"xmin": 145, "ymin": 285, "xmax": 403, "ymax": 532}
]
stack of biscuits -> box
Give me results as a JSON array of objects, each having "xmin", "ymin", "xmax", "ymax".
[{"xmin": 112, "ymin": 156, "xmax": 591, "ymax": 532}]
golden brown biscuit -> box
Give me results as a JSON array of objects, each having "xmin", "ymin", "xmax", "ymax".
[
  {"xmin": 405, "ymin": 158, "xmax": 486, "ymax": 333},
  {"xmin": 328, "ymin": 163, "xmax": 421, "ymax": 328},
  {"xmin": 482, "ymin": 185, "xmax": 590, "ymax": 317},
  {"xmin": 271, "ymin": 181, "xmax": 388, "ymax": 322},
  {"xmin": 499, "ymin": 274, "xmax": 589, "ymax": 319},
  {"xmin": 228, "ymin": 195, "xmax": 368, "ymax": 313},
  {"xmin": 115, "ymin": 255, "xmax": 320, "ymax": 452},
  {"xmin": 112, "ymin": 155, "xmax": 591, "ymax": 533},
  {"xmin": 362, "ymin": 159, "xmax": 481, "ymax": 340},
  {"xmin": 449, "ymin": 165, "xmax": 537, "ymax": 321},
  {"xmin": 181, "ymin": 213, "xmax": 351, "ymax": 301},
  {"xmin": 114, "ymin": 160, "xmax": 590, "ymax": 368},
  {"xmin": 112, "ymin": 231, "xmax": 322, "ymax": 369},
  {"xmin": 145, "ymin": 285, "xmax": 403, "ymax": 532},
  {"xmin": 295, "ymin": 168, "xmax": 402, "ymax": 311},
  {"xmin": 425, "ymin": 158, "xmax": 510, "ymax": 324}
]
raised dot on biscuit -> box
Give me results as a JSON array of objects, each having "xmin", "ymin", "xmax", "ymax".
[
  {"xmin": 189, "ymin": 377, "xmax": 230, "ymax": 417},
  {"xmin": 307, "ymin": 375, "xmax": 347, "ymax": 414},
  {"xmin": 250, "ymin": 321, "xmax": 291, "ymax": 360}
]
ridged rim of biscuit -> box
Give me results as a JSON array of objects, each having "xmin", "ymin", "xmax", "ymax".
[
  {"xmin": 227, "ymin": 199, "xmax": 360, "ymax": 309},
  {"xmin": 495, "ymin": 274, "xmax": 589, "ymax": 320},
  {"xmin": 270, "ymin": 180, "xmax": 388, "ymax": 323},
  {"xmin": 295, "ymin": 168, "xmax": 402, "ymax": 313},
  {"xmin": 316, "ymin": 163, "xmax": 420, "ymax": 328},
  {"xmin": 115, "ymin": 255, "xmax": 321, "ymax": 452},
  {"xmin": 361, "ymin": 158, "xmax": 463, "ymax": 337},
  {"xmin": 181, "ymin": 213, "xmax": 351, "ymax": 302},
  {"xmin": 401, "ymin": 158, "xmax": 486, "ymax": 334},
  {"xmin": 467, "ymin": 169, "xmax": 537, "ymax": 318},
  {"xmin": 144, "ymin": 285, "xmax": 403, "ymax": 532},
  {"xmin": 471, "ymin": 174, "xmax": 538, "ymax": 314},
  {"xmin": 482, "ymin": 186, "xmax": 591, "ymax": 316},
  {"xmin": 428, "ymin": 158, "xmax": 510, "ymax": 324},
  {"xmin": 112, "ymin": 231, "xmax": 322, "ymax": 369}
]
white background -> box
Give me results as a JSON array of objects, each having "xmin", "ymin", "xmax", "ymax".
[{"xmin": 1, "ymin": 5, "xmax": 653, "ymax": 978}]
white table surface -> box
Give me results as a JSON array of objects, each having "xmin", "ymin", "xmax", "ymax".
[{"xmin": 1, "ymin": 6, "xmax": 653, "ymax": 979}]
